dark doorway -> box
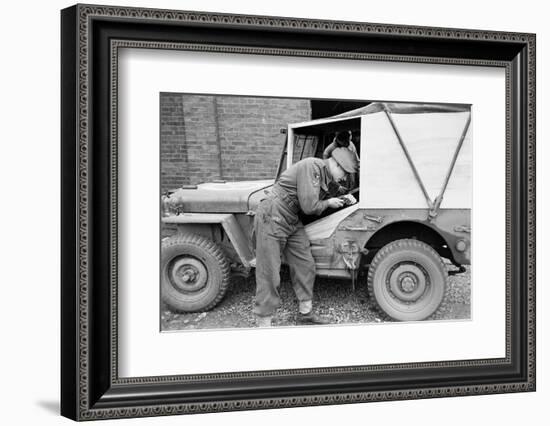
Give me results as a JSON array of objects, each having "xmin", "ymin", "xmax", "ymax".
[{"xmin": 310, "ymin": 100, "xmax": 371, "ymax": 120}]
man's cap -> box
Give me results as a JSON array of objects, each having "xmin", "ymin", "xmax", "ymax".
[{"xmin": 331, "ymin": 147, "xmax": 358, "ymax": 173}]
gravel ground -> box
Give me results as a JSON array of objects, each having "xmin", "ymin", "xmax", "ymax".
[{"xmin": 161, "ymin": 263, "xmax": 470, "ymax": 331}]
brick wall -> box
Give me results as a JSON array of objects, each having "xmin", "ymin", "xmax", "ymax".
[{"xmin": 160, "ymin": 93, "xmax": 311, "ymax": 192}]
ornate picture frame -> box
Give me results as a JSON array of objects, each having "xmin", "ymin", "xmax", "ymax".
[{"xmin": 61, "ymin": 4, "xmax": 535, "ymax": 421}]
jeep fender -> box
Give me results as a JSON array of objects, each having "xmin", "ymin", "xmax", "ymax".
[
  {"xmin": 337, "ymin": 209, "xmax": 471, "ymax": 266},
  {"xmin": 162, "ymin": 213, "xmax": 254, "ymax": 267}
]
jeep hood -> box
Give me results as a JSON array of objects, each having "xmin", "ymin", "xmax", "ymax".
[{"xmin": 165, "ymin": 180, "xmax": 274, "ymax": 214}]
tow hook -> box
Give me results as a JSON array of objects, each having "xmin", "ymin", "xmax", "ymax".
[{"xmin": 448, "ymin": 264, "xmax": 466, "ymax": 276}]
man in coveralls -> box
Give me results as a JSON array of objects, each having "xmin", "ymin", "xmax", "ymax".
[{"xmin": 254, "ymin": 148, "xmax": 359, "ymax": 327}]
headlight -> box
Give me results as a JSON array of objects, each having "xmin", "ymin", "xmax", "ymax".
[{"xmin": 161, "ymin": 194, "xmax": 172, "ymax": 217}]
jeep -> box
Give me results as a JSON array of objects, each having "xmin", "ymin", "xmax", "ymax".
[{"xmin": 160, "ymin": 102, "xmax": 472, "ymax": 321}]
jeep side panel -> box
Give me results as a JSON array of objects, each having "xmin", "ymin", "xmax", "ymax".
[{"xmin": 305, "ymin": 207, "xmax": 471, "ymax": 278}]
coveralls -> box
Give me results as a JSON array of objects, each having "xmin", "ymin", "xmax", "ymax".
[{"xmin": 253, "ymin": 157, "xmax": 334, "ymax": 317}]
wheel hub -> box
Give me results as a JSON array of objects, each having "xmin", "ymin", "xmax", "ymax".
[
  {"xmin": 180, "ymin": 266, "xmax": 198, "ymax": 283},
  {"xmin": 400, "ymin": 274, "xmax": 417, "ymax": 292},
  {"xmin": 387, "ymin": 263, "xmax": 427, "ymax": 302},
  {"xmin": 169, "ymin": 256, "xmax": 208, "ymax": 293}
]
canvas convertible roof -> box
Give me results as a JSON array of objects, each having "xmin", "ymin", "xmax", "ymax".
[
  {"xmin": 290, "ymin": 102, "xmax": 471, "ymax": 130},
  {"xmin": 333, "ymin": 102, "xmax": 471, "ymax": 118},
  {"xmin": 288, "ymin": 101, "xmax": 472, "ymax": 212}
]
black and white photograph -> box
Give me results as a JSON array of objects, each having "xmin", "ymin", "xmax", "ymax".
[{"xmin": 160, "ymin": 94, "xmax": 472, "ymax": 331}]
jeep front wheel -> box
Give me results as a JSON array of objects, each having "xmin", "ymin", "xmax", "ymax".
[
  {"xmin": 161, "ymin": 233, "xmax": 230, "ymax": 312},
  {"xmin": 367, "ymin": 239, "xmax": 447, "ymax": 321}
]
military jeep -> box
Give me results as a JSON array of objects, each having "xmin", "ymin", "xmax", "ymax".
[{"xmin": 161, "ymin": 102, "xmax": 472, "ymax": 321}]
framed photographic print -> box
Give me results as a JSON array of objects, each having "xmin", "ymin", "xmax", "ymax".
[{"xmin": 61, "ymin": 4, "xmax": 536, "ymax": 421}]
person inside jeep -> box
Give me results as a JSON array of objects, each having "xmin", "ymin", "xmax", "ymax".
[{"xmin": 322, "ymin": 130, "xmax": 358, "ymax": 160}]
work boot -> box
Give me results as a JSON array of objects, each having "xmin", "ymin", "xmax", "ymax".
[
  {"xmin": 256, "ymin": 315, "xmax": 273, "ymax": 328},
  {"xmin": 296, "ymin": 311, "xmax": 331, "ymax": 325}
]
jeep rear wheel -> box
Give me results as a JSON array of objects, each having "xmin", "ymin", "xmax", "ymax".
[
  {"xmin": 367, "ymin": 239, "xmax": 447, "ymax": 321},
  {"xmin": 161, "ymin": 233, "xmax": 230, "ymax": 312}
]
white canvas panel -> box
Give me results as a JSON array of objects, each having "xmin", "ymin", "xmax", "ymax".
[
  {"xmin": 360, "ymin": 112, "xmax": 428, "ymax": 208},
  {"xmin": 360, "ymin": 110, "xmax": 471, "ymax": 208},
  {"xmin": 441, "ymin": 122, "xmax": 473, "ymax": 208},
  {"xmin": 392, "ymin": 111, "xmax": 471, "ymax": 208}
]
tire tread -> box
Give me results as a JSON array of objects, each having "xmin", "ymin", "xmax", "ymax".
[
  {"xmin": 367, "ymin": 239, "xmax": 448, "ymax": 321},
  {"xmin": 162, "ymin": 233, "xmax": 231, "ymax": 312}
]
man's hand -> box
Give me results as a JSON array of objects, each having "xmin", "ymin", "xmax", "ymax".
[
  {"xmin": 327, "ymin": 197, "xmax": 345, "ymax": 209},
  {"xmin": 339, "ymin": 194, "xmax": 357, "ymax": 206}
]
